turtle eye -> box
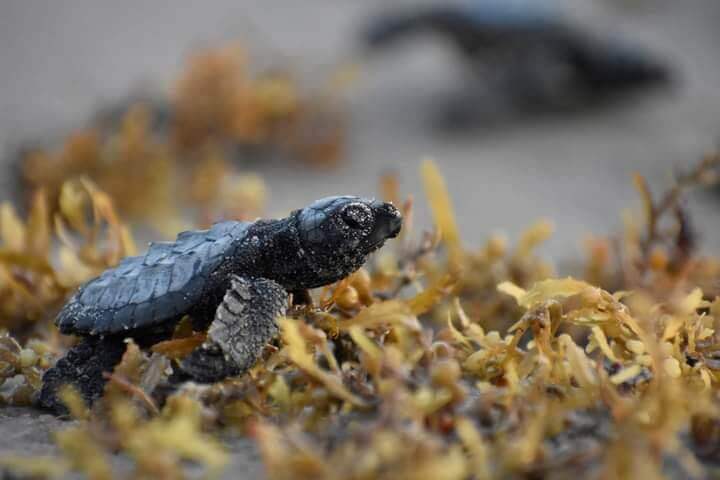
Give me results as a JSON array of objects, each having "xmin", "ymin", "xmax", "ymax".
[{"xmin": 341, "ymin": 204, "xmax": 372, "ymax": 229}]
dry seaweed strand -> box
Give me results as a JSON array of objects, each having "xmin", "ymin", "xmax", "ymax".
[
  {"xmin": 601, "ymin": 151, "xmax": 720, "ymax": 295},
  {"xmin": 17, "ymin": 41, "xmax": 347, "ymax": 230}
]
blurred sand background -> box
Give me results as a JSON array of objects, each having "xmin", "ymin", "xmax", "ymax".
[
  {"xmin": 0, "ymin": 1, "xmax": 719, "ymax": 476},
  {"xmin": 2, "ymin": 1, "xmax": 720, "ymax": 258}
]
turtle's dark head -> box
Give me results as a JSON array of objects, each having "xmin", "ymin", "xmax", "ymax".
[{"xmin": 292, "ymin": 196, "xmax": 402, "ymax": 288}]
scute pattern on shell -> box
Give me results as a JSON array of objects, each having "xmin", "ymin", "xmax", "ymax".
[{"xmin": 56, "ymin": 220, "xmax": 250, "ymax": 335}]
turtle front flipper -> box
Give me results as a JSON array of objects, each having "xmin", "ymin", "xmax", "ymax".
[{"xmin": 179, "ymin": 275, "xmax": 287, "ymax": 383}]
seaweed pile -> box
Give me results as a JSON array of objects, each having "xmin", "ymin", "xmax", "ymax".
[
  {"xmin": 16, "ymin": 43, "xmax": 346, "ymax": 227},
  {"xmin": 2, "ymin": 153, "xmax": 720, "ymax": 479}
]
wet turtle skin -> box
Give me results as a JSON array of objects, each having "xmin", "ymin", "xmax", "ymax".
[
  {"xmin": 363, "ymin": 2, "xmax": 671, "ymax": 97},
  {"xmin": 39, "ymin": 196, "xmax": 402, "ymax": 413}
]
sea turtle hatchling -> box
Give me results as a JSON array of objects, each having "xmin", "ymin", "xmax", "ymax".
[{"xmin": 39, "ymin": 196, "xmax": 402, "ymax": 413}]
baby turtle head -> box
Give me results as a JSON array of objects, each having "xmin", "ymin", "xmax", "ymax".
[{"xmin": 293, "ymin": 196, "xmax": 402, "ymax": 287}]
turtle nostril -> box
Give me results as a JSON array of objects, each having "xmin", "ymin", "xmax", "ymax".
[
  {"xmin": 386, "ymin": 210, "xmax": 402, "ymax": 238},
  {"xmin": 372, "ymin": 202, "xmax": 403, "ymax": 241},
  {"xmin": 390, "ymin": 215, "xmax": 402, "ymax": 237}
]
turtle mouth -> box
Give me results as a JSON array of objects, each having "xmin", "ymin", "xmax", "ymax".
[{"xmin": 367, "ymin": 201, "xmax": 402, "ymax": 247}]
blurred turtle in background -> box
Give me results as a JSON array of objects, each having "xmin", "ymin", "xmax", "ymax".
[{"xmin": 362, "ymin": 0, "xmax": 673, "ymax": 124}]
